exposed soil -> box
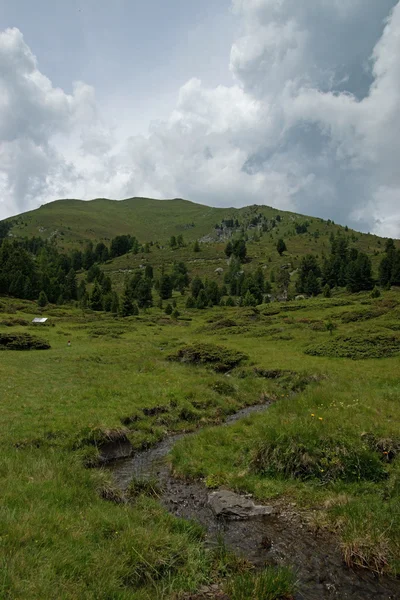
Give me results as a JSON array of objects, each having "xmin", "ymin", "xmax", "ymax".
[{"xmin": 107, "ymin": 403, "xmax": 400, "ymax": 600}]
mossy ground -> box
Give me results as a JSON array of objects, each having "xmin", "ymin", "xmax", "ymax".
[{"xmin": 0, "ymin": 289, "xmax": 399, "ymax": 598}]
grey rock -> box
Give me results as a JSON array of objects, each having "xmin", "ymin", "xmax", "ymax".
[{"xmin": 208, "ymin": 490, "xmax": 275, "ymax": 520}]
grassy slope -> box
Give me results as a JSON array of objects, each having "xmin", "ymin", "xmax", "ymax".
[
  {"xmin": 6, "ymin": 196, "xmax": 393, "ymax": 255},
  {"xmin": 6, "ymin": 197, "xmax": 241, "ymax": 249},
  {"xmin": 0, "ymin": 291, "xmax": 399, "ymax": 599}
]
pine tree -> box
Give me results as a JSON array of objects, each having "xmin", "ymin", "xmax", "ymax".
[
  {"xmin": 225, "ymin": 241, "xmax": 233, "ymax": 258},
  {"xmin": 38, "ymin": 290, "xmax": 48, "ymax": 307},
  {"xmin": 111, "ymin": 292, "xmax": 120, "ymax": 314},
  {"xmin": 277, "ymin": 239, "xmax": 287, "ymax": 256},
  {"xmin": 65, "ymin": 268, "xmax": 77, "ymax": 300},
  {"xmin": 165, "ymin": 303, "xmax": 173, "ymax": 315},
  {"xmin": 89, "ymin": 280, "xmax": 103, "ymax": 311},
  {"xmin": 191, "ymin": 277, "xmax": 204, "ymax": 299},
  {"xmin": 144, "ymin": 265, "xmax": 154, "ymax": 280},
  {"xmin": 196, "ymin": 289, "xmax": 208, "ymax": 309},
  {"xmin": 186, "ymin": 296, "xmax": 196, "ymax": 308},
  {"xmin": 135, "ymin": 279, "xmax": 153, "ymax": 308},
  {"xmin": 323, "ymin": 284, "xmax": 331, "ymax": 298},
  {"xmin": 121, "ymin": 291, "xmax": 134, "ymax": 317},
  {"xmin": 193, "ymin": 240, "xmax": 200, "ymax": 253},
  {"xmin": 159, "ymin": 275, "xmax": 173, "ymax": 300}
]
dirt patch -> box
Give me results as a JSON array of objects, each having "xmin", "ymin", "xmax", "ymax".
[
  {"xmin": 0, "ymin": 332, "xmax": 50, "ymax": 350},
  {"xmin": 168, "ymin": 343, "xmax": 248, "ymax": 373}
]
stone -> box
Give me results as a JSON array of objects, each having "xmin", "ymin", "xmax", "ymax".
[{"xmin": 208, "ymin": 490, "xmax": 275, "ymax": 520}]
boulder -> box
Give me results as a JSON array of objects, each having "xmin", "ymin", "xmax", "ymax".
[{"xmin": 208, "ymin": 490, "xmax": 275, "ymax": 520}]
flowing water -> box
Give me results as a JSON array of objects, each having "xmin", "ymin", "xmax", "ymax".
[{"xmin": 106, "ymin": 403, "xmax": 399, "ymax": 600}]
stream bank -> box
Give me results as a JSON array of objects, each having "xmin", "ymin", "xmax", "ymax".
[{"xmin": 105, "ymin": 402, "xmax": 399, "ymax": 600}]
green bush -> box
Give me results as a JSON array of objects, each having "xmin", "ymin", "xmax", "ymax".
[
  {"xmin": 168, "ymin": 343, "xmax": 247, "ymax": 372},
  {"xmin": 305, "ymin": 333, "xmax": 400, "ymax": 359},
  {"xmin": 0, "ymin": 333, "xmax": 51, "ymax": 351}
]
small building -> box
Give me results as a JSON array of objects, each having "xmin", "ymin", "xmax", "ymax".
[{"xmin": 32, "ymin": 318, "xmax": 48, "ymax": 325}]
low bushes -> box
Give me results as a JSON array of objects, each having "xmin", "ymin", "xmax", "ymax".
[
  {"xmin": 0, "ymin": 332, "xmax": 50, "ymax": 350},
  {"xmin": 168, "ymin": 343, "xmax": 247, "ymax": 372},
  {"xmin": 305, "ymin": 333, "xmax": 400, "ymax": 359}
]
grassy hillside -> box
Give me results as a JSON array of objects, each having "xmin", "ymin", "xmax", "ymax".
[
  {"xmin": 6, "ymin": 197, "xmax": 243, "ymax": 249},
  {"xmin": 0, "ymin": 291, "xmax": 399, "ymax": 599},
  {"xmin": 6, "ymin": 196, "xmax": 392, "ymax": 255},
  {"xmin": 4, "ymin": 196, "xmax": 394, "ymax": 296}
]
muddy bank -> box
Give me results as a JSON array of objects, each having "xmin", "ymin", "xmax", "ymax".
[{"xmin": 107, "ymin": 402, "xmax": 399, "ymax": 600}]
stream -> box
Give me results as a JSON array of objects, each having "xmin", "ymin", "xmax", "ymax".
[{"xmin": 106, "ymin": 402, "xmax": 399, "ymax": 600}]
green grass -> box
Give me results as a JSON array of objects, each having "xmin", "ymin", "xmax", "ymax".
[{"xmin": 0, "ymin": 290, "xmax": 400, "ymax": 598}]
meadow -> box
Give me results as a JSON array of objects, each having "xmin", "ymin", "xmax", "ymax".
[{"xmin": 0, "ymin": 288, "xmax": 399, "ymax": 599}]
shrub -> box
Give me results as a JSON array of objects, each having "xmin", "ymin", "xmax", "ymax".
[
  {"xmin": 371, "ymin": 286, "xmax": 381, "ymax": 298},
  {"xmin": 305, "ymin": 333, "xmax": 400, "ymax": 359},
  {"xmin": 0, "ymin": 333, "xmax": 51, "ymax": 351},
  {"xmin": 168, "ymin": 343, "xmax": 247, "ymax": 372}
]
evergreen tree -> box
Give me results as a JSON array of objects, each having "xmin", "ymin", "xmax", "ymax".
[
  {"xmin": 296, "ymin": 255, "xmax": 321, "ymax": 295},
  {"xmin": 276, "ymin": 269, "xmax": 290, "ymax": 296},
  {"xmin": 111, "ymin": 292, "xmax": 120, "ymax": 314},
  {"xmin": 38, "ymin": 290, "xmax": 48, "ymax": 307},
  {"xmin": 169, "ymin": 236, "xmax": 177, "ymax": 248},
  {"xmin": 196, "ymin": 289, "xmax": 208, "ymax": 309},
  {"xmin": 379, "ymin": 255, "xmax": 392, "ymax": 287},
  {"xmin": 191, "ymin": 277, "xmax": 204, "ymax": 299},
  {"xmin": 385, "ymin": 239, "xmax": 395, "ymax": 253},
  {"xmin": 186, "ymin": 296, "xmax": 196, "ymax": 308},
  {"xmin": 135, "ymin": 278, "xmax": 153, "ymax": 308},
  {"xmin": 232, "ymin": 239, "xmax": 247, "ymax": 261},
  {"xmin": 165, "ymin": 303, "xmax": 173, "ymax": 315},
  {"xmin": 193, "ymin": 240, "xmax": 200, "ymax": 253},
  {"xmin": 225, "ymin": 296, "xmax": 235, "ymax": 307},
  {"xmin": 77, "ymin": 280, "xmax": 87, "ymax": 301},
  {"xmin": 304, "ymin": 271, "xmax": 321, "ymax": 296},
  {"xmin": 225, "ymin": 241, "xmax": 233, "ymax": 257},
  {"xmin": 243, "ymin": 291, "xmax": 257, "ymax": 306},
  {"xmin": 102, "ymin": 293, "xmax": 113, "ymax": 312},
  {"xmin": 89, "ymin": 280, "xmax": 103, "ymax": 311},
  {"xmin": 101, "ymin": 276, "xmax": 112, "ymax": 295},
  {"xmin": 159, "ymin": 275, "xmax": 173, "ymax": 300},
  {"xmin": 346, "ymin": 252, "xmax": 373, "ymax": 292},
  {"xmin": 323, "ymin": 284, "xmax": 331, "ymax": 298},
  {"xmin": 121, "ymin": 291, "xmax": 134, "ymax": 317},
  {"xmin": 80, "ymin": 292, "xmax": 88, "ymax": 310},
  {"xmin": 277, "ymin": 239, "xmax": 287, "ymax": 255},
  {"xmin": 144, "ymin": 264, "xmax": 154, "ymax": 280},
  {"xmin": 65, "ymin": 268, "xmax": 77, "ymax": 301}
]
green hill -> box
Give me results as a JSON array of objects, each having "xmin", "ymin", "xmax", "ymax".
[
  {"xmin": 4, "ymin": 195, "xmax": 396, "ymax": 295},
  {"xmin": 6, "ymin": 197, "xmax": 247, "ymax": 249}
]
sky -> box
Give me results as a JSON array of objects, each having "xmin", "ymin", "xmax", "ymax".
[{"xmin": 0, "ymin": 0, "xmax": 400, "ymax": 236}]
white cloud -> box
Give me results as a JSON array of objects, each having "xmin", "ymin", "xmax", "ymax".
[{"xmin": 1, "ymin": 2, "xmax": 400, "ymax": 237}]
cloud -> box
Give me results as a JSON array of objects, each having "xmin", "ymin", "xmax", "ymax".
[{"xmin": 1, "ymin": 2, "xmax": 400, "ymax": 237}]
